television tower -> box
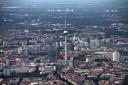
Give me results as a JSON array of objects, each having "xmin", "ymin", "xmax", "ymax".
[{"xmin": 63, "ymin": 14, "xmax": 68, "ymax": 64}]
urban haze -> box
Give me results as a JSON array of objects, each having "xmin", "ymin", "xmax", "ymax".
[{"xmin": 0, "ymin": 0, "xmax": 128, "ymax": 85}]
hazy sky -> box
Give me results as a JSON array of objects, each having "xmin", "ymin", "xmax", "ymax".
[
  {"xmin": 0, "ymin": 0, "xmax": 127, "ymax": 7},
  {"xmin": 0, "ymin": 0, "xmax": 120, "ymax": 3}
]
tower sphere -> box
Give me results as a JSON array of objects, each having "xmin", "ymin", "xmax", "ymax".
[{"xmin": 63, "ymin": 30, "xmax": 68, "ymax": 35}]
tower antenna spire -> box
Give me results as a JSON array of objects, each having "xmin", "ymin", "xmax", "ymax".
[{"xmin": 64, "ymin": 13, "xmax": 67, "ymax": 29}]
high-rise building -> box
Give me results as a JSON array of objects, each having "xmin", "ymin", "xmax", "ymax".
[
  {"xmin": 113, "ymin": 51, "xmax": 120, "ymax": 61},
  {"xmin": 4, "ymin": 67, "xmax": 10, "ymax": 76},
  {"xmin": 69, "ymin": 57, "xmax": 73, "ymax": 67},
  {"xmin": 18, "ymin": 47, "xmax": 22, "ymax": 54}
]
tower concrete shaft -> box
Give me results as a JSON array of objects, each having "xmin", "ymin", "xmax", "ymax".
[{"xmin": 64, "ymin": 34, "xmax": 67, "ymax": 64}]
